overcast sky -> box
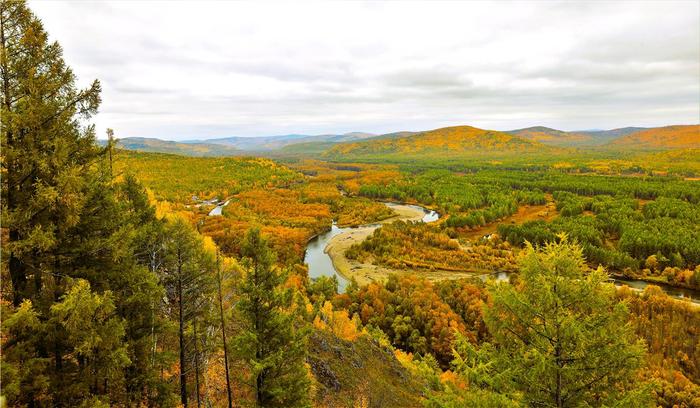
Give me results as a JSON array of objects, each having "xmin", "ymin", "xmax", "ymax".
[{"xmin": 29, "ymin": 1, "xmax": 700, "ymax": 140}]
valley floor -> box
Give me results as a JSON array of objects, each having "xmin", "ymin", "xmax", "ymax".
[
  {"xmin": 326, "ymin": 200, "xmax": 557, "ymax": 286},
  {"xmin": 327, "ymin": 203, "xmax": 476, "ymax": 285}
]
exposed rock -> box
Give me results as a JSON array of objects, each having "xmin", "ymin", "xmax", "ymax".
[{"xmin": 307, "ymin": 356, "xmax": 341, "ymax": 392}]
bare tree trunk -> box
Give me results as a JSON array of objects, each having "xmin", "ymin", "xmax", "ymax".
[
  {"xmin": 151, "ymin": 300, "xmax": 157, "ymax": 366},
  {"xmin": 216, "ymin": 253, "xmax": 234, "ymax": 408},
  {"xmin": 178, "ymin": 251, "xmax": 188, "ymax": 407},
  {"xmin": 106, "ymin": 128, "xmax": 114, "ymax": 180},
  {"xmin": 554, "ymin": 282, "xmax": 563, "ymax": 408},
  {"xmin": 194, "ymin": 318, "xmax": 202, "ymax": 408}
]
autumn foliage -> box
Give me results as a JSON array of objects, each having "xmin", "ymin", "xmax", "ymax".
[
  {"xmin": 610, "ymin": 125, "xmax": 700, "ymax": 149},
  {"xmin": 341, "ymin": 274, "xmax": 488, "ymax": 365}
]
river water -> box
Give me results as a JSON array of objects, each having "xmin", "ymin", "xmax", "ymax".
[
  {"xmin": 484, "ymin": 272, "xmax": 699, "ymax": 304},
  {"xmin": 303, "ymin": 202, "xmax": 698, "ymax": 303},
  {"xmin": 612, "ymin": 278, "xmax": 699, "ymax": 304},
  {"xmin": 303, "ymin": 203, "xmax": 438, "ymax": 291}
]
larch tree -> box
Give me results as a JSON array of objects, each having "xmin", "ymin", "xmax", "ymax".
[
  {"xmin": 216, "ymin": 252, "xmax": 234, "ymax": 408},
  {"xmin": 161, "ymin": 217, "xmax": 215, "ymax": 407},
  {"xmin": 1, "ymin": 0, "xmax": 101, "ymax": 306},
  {"xmin": 1, "ymin": 2, "xmax": 173, "ymax": 405},
  {"xmin": 232, "ymin": 228, "xmax": 311, "ymax": 408},
  {"xmin": 483, "ymin": 237, "xmax": 650, "ymax": 407}
]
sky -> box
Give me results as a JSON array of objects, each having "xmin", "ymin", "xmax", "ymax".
[{"xmin": 29, "ymin": 0, "xmax": 700, "ymax": 140}]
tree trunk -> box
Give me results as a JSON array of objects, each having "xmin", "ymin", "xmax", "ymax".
[
  {"xmin": 554, "ymin": 281, "xmax": 563, "ymax": 408},
  {"xmin": 257, "ymin": 373, "xmax": 264, "ymax": 407},
  {"xmin": 1, "ymin": 2, "xmax": 27, "ymax": 308},
  {"xmin": 178, "ymin": 253, "xmax": 188, "ymax": 407},
  {"xmin": 216, "ymin": 253, "xmax": 233, "ymax": 408},
  {"xmin": 253, "ymin": 258, "xmax": 264, "ymax": 406},
  {"xmin": 8, "ymin": 230, "xmax": 27, "ymax": 306},
  {"xmin": 555, "ymin": 340, "xmax": 563, "ymax": 408},
  {"xmin": 194, "ymin": 318, "xmax": 201, "ymax": 408},
  {"xmin": 107, "ymin": 129, "xmax": 114, "ymax": 180}
]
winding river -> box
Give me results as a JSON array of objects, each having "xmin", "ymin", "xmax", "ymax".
[
  {"xmin": 302, "ymin": 202, "xmax": 699, "ymax": 304},
  {"xmin": 304, "ymin": 203, "xmax": 438, "ymax": 291}
]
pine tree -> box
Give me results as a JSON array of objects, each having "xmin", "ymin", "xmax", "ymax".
[
  {"xmin": 483, "ymin": 237, "xmax": 650, "ymax": 407},
  {"xmin": 1, "ymin": 0, "xmax": 102, "ymax": 306},
  {"xmin": 216, "ymin": 252, "xmax": 234, "ymax": 408},
  {"xmin": 233, "ymin": 228, "xmax": 311, "ymax": 407},
  {"xmin": 117, "ymin": 176, "xmax": 176, "ymax": 407},
  {"xmin": 161, "ymin": 217, "xmax": 215, "ymax": 407},
  {"xmin": 47, "ymin": 279, "xmax": 131, "ymax": 403},
  {"xmin": 1, "ymin": 4, "xmax": 174, "ymax": 405}
]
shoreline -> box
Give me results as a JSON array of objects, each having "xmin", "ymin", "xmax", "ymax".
[
  {"xmin": 324, "ymin": 203, "xmax": 477, "ymax": 286},
  {"xmin": 318, "ymin": 203, "xmax": 700, "ymax": 305}
]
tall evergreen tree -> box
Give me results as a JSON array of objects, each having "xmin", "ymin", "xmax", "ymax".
[
  {"xmin": 1, "ymin": 0, "xmax": 102, "ymax": 306},
  {"xmin": 3, "ymin": 279, "xmax": 130, "ymax": 408},
  {"xmin": 161, "ymin": 217, "xmax": 215, "ymax": 407},
  {"xmin": 216, "ymin": 252, "xmax": 234, "ymax": 408},
  {"xmin": 233, "ymin": 228, "xmax": 310, "ymax": 408},
  {"xmin": 1, "ymin": 3, "xmax": 173, "ymax": 405},
  {"xmin": 117, "ymin": 176, "xmax": 177, "ymax": 407},
  {"xmin": 483, "ymin": 237, "xmax": 649, "ymax": 407}
]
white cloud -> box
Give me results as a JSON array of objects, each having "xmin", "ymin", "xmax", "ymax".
[{"xmin": 29, "ymin": 0, "xmax": 700, "ymax": 139}]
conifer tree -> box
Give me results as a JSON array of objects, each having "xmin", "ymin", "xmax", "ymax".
[
  {"xmin": 233, "ymin": 228, "xmax": 310, "ymax": 407},
  {"xmin": 161, "ymin": 217, "xmax": 215, "ymax": 407},
  {"xmin": 117, "ymin": 176, "xmax": 175, "ymax": 406},
  {"xmin": 1, "ymin": 0, "xmax": 102, "ymax": 306},
  {"xmin": 4, "ymin": 280, "xmax": 126, "ymax": 406},
  {"xmin": 483, "ymin": 237, "xmax": 649, "ymax": 407},
  {"xmin": 216, "ymin": 252, "xmax": 234, "ymax": 408},
  {"xmin": 1, "ymin": 3, "xmax": 174, "ymax": 405}
]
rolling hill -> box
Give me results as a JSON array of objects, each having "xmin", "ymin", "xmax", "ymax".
[
  {"xmin": 108, "ymin": 132, "xmax": 379, "ymax": 156},
  {"xmin": 578, "ymin": 127, "xmax": 648, "ymax": 143},
  {"xmin": 189, "ymin": 132, "xmax": 377, "ymax": 151},
  {"xmin": 277, "ymin": 141, "xmax": 338, "ymax": 155},
  {"xmin": 324, "ymin": 125, "xmax": 552, "ymax": 157},
  {"xmin": 106, "ymin": 125, "xmax": 697, "ymax": 157},
  {"xmin": 111, "ymin": 137, "xmax": 242, "ymax": 156},
  {"xmin": 506, "ymin": 126, "xmax": 649, "ymax": 146},
  {"xmin": 607, "ymin": 125, "xmax": 700, "ymax": 149},
  {"xmin": 506, "ymin": 126, "xmax": 594, "ymax": 146}
]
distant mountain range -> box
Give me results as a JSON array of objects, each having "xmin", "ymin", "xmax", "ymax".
[
  {"xmin": 184, "ymin": 132, "xmax": 377, "ymax": 151},
  {"xmin": 109, "ymin": 137, "xmax": 241, "ymax": 157},
  {"xmin": 108, "ymin": 124, "xmax": 699, "ymax": 157}
]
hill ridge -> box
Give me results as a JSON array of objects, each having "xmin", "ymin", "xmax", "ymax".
[
  {"xmin": 607, "ymin": 124, "xmax": 700, "ymax": 149},
  {"xmin": 325, "ymin": 125, "xmax": 553, "ymax": 157}
]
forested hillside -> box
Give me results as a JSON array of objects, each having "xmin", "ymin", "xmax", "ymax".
[
  {"xmin": 506, "ymin": 126, "xmax": 594, "ymax": 146},
  {"xmin": 609, "ymin": 125, "xmax": 700, "ymax": 149},
  {"xmin": 114, "ymin": 150, "xmax": 302, "ymax": 202},
  {"xmin": 505, "ymin": 126, "xmax": 653, "ymax": 147},
  {"xmin": 111, "ymin": 137, "xmax": 242, "ymax": 157},
  {"xmin": 197, "ymin": 132, "xmax": 377, "ymax": 151},
  {"xmin": 325, "ymin": 124, "xmax": 699, "ymax": 156},
  {"xmin": 324, "ymin": 125, "xmax": 555, "ymax": 157}
]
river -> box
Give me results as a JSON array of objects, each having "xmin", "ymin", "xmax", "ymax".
[
  {"xmin": 612, "ymin": 277, "xmax": 699, "ymax": 304},
  {"xmin": 303, "ymin": 202, "xmax": 698, "ymax": 303},
  {"xmin": 304, "ymin": 203, "xmax": 438, "ymax": 291},
  {"xmin": 208, "ymin": 200, "xmax": 230, "ymax": 216}
]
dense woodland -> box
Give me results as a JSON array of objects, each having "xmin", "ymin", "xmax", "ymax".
[
  {"xmin": 355, "ymin": 168, "xmax": 700, "ymax": 289},
  {"xmin": 2, "ymin": 2, "xmax": 700, "ymax": 407}
]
